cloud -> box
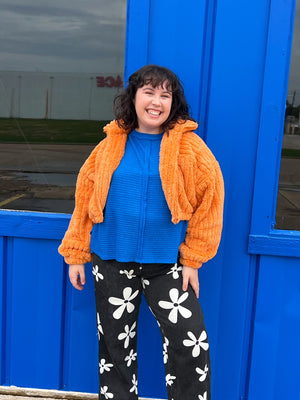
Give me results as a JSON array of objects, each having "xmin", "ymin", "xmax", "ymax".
[
  {"xmin": 0, "ymin": 0, "xmax": 127, "ymax": 73},
  {"xmin": 0, "ymin": 0, "xmax": 299, "ymax": 98}
]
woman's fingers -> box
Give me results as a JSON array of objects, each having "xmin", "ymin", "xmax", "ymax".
[
  {"xmin": 182, "ymin": 265, "xmax": 199, "ymax": 298},
  {"xmin": 69, "ymin": 264, "xmax": 86, "ymax": 290}
]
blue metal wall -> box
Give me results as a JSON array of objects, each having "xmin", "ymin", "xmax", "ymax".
[{"xmin": 1, "ymin": 0, "xmax": 299, "ymax": 399}]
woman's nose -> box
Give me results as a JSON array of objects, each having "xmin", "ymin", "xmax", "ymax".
[{"xmin": 151, "ymin": 95, "xmax": 161, "ymax": 105}]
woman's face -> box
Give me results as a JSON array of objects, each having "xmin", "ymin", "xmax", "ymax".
[{"xmin": 134, "ymin": 82, "xmax": 172, "ymax": 134}]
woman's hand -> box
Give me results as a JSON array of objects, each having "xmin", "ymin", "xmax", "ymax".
[
  {"xmin": 182, "ymin": 265, "xmax": 199, "ymax": 298},
  {"xmin": 69, "ymin": 264, "xmax": 86, "ymax": 290}
]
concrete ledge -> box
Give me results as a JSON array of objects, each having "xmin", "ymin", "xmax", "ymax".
[
  {"xmin": 0, "ymin": 386, "xmax": 162, "ymax": 400},
  {"xmin": 0, "ymin": 386, "xmax": 97, "ymax": 400}
]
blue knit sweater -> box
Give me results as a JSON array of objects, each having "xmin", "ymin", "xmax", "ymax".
[{"xmin": 90, "ymin": 130, "xmax": 188, "ymax": 263}]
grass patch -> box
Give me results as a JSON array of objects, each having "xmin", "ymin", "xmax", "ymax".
[
  {"xmin": 0, "ymin": 117, "xmax": 109, "ymax": 144},
  {"xmin": 281, "ymin": 148, "xmax": 300, "ymax": 158}
]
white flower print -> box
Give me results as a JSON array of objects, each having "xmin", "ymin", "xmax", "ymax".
[
  {"xmin": 129, "ymin": 374, "xmax": 138, "ymax": 394},
  {"xmin": 198, "ymin": 391, "xmax": 208, "ymax": 400},
  {"xmin": 118, "ymin": 322, "xmax": 136, "ymax": 348},
  {"xmin": 108, "ymin": 287, "xmax": 139, "ymax": 319},
  {"xmin": 166, "ymin": 373, "xmax": 176, "ymax": 386},
  {"xmin": 99, "ymin": 358, "xmax": 113, "ymax": 374},
  {"xmin": 100, "ymin": 386, "xmax": 114, "ymax": 399},
  {"xmin": 141, "ymin": 277, "xmax": 150, "ymax": 289},
  {"xmin": 163, "ymin": 336, "xmax": 169, "ymax": 364},
  {"xmin": 120, "ymin": 269, "xmax": 136, "ymax": 279},
  {"xmin": 125, "ymin": 349, "xmax": 137, "ymax": 367},
  {"xmin": 92, "ymin": 264, "xmax": 104, "ymax": 282},
  {"xmin": 97, "ymin": 312, "xmax": 104, "ymax": 339},
  {"xmin": 183, "ymin": 331, "xmax": 209, "ymax": 357},
  {"xmin": 158, "ymin": 288, "xmax": 192, "ymax": 324},
  {"xmin": 167, "ymin": 263, "xmax": 182, "ymax": 279},
  {"xmin": 196, "ymin": 364, "xmax": 209, "ymax": 382}
]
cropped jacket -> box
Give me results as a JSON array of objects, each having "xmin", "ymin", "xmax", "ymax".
[{"xmin": 58, "ymin": 119, "xmax": 224, "ymax": 269}]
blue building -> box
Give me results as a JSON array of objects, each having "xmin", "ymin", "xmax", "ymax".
[{"xmin": 0, "ymin": 0, "xmax": 299, "ymax": 399}]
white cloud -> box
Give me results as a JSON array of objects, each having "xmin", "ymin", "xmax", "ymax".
[{"xmin": 0, "ymin": 1, "xmax": 127, "ymax": 73}]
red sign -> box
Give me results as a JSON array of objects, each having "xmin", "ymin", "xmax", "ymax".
[{"xmin": 96, "ymin": 75, "xmax": 123, "ymax": 88}]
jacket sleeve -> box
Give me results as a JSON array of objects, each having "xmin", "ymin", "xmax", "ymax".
[
  {"xmin": 179, "ymin": 156, "xmax": 224, "ymax": 269},
  {"xmin": 58, "ymin": 141, "xmax": 104, "ymax": 265}
]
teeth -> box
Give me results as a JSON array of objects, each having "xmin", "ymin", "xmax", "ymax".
[{"xmin": 147, "ymin": 110, "xmax": 160, "ymax": 115}]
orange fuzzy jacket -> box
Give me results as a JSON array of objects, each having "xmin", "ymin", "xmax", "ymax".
[{"xmin": 58, "ymin": 119, "xmax": 224, "ymax": 268}]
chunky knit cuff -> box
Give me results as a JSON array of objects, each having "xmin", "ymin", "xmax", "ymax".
[
  {"xmin": 58, "ymin": 241, "xmax": 92, "ymax": 265},
  {"xmin": 180, "ymin": 257, "xmax": 203, "ymax": 269}
]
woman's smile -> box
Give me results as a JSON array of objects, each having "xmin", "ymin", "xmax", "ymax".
[{"xmin": 147, "ymin": 109, "xmax": 161, "ymax": 116}]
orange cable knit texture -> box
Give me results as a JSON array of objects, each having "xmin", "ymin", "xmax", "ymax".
[{"xmin": 58, "ymin": 120, "xmax": 225, "ymax": 268}]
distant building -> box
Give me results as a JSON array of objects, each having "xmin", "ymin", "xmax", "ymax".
[
  {"xmin": 285, "ymin": 115, "xmax": 300, "ymax": 134},
  {"xmin": 0, "ymin": 71, "xmax": 123, "ymax": 121}
]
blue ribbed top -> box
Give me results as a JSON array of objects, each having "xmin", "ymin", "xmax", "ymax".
[{"xmin": 90, "ymin": 130, "xmax": 187, "ymax": 263}]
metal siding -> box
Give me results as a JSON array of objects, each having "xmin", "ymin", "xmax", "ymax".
[
  {"xmin": 1, "ymin": 236, "xmax": 14, "ymax": 386},
  {"xmin": 62, "ymin": 262, "xmax": 98, "ymax": 392},
  {"xmin": 249, "ymin": 231, "xmax": 300, "ymax": 257},
  {"xmin": 124, "ymin": 0, "xmax": 151, "ymax": 78},
  {"xmin": 0, "ymin": 237, "xmax": 6, "ymax": 384},
  {"xmin": 194, "ymin": 0, "xmax": 271, "ymax": 398},
  {"xmin": 248, "ymin": 256, "xmax": 300, "ymax": 400},
  {"xmin": 0, "ymin": 210, "xmax": 68, "ymax": 240},
  {"xmin": 8, "ymin": 238, "xmax": 64, "ymax": 388}
]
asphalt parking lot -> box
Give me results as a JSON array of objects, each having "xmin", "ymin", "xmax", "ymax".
[
  {"xmin": 0, "ymin": 143, "xmax": 94, "ymax": 214},
  {"xmin": 0, "ymin": 137, "xmax": 299, "ymax": 230}
]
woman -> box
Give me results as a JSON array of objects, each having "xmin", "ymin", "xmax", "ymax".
[{"xmin": 59, "ymin": 64, "xmax": 224, "ymax": 400}]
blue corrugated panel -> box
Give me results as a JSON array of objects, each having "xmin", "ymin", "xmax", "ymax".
[
  {"xmin": 5, "ymin": 238, "xmax": 64, "ymax": 388},
  {"xmin": 248, "ymin": 256, "xmax": 300, "ymax": 400}
]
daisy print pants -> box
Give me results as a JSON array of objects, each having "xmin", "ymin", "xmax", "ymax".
[{"xmin": 92, "ymin": 253, "xmax": 211, "ymax": 400}]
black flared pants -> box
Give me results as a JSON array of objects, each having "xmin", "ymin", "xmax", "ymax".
[{"xmin": 92, "ymin": 253, "xmax": 211, "ymax": 400}]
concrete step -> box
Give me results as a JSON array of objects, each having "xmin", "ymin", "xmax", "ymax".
[
  {"xmin": 0, "ymin": 387, "xmax": 97, "ymax": 400},
  {"xmin": 0, "ymin": 386, "xmax": 159, "ymax": 400}
]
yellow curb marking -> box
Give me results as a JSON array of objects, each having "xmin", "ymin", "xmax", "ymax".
[{"xmin": 0, "ymin": 194, "xmax": 26, "ymax": 207}]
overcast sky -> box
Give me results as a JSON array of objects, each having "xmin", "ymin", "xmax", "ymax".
[
  {"xmin": 0, "ymin": 0, "xmax": 299, "ymax": 105},
  {"xmin": 0, "ymin": 0, "xmax": 127, "ymax": 73}
]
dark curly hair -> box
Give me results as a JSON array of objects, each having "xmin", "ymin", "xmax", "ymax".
[{"xmin": 113, "ymin": 64, "xmax": 195, "ymax": 132}]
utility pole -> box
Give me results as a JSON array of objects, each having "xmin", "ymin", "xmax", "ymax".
[{"xmin": 291, "ymin": 90, "xmax": 296, "ymax": 107}]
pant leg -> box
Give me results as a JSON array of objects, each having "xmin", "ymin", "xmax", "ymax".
[
  {"xmin": 142, "ymin": 263, "xmax": 211, "ymax": 400},
  {"xmin": 93, "ymin": 254, "xmax": 142, "ymax": 400}
]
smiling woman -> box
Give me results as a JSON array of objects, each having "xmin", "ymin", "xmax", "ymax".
[{"xmin": 0, "ymin": 0, "xmax": 127, "ymax": 213}]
